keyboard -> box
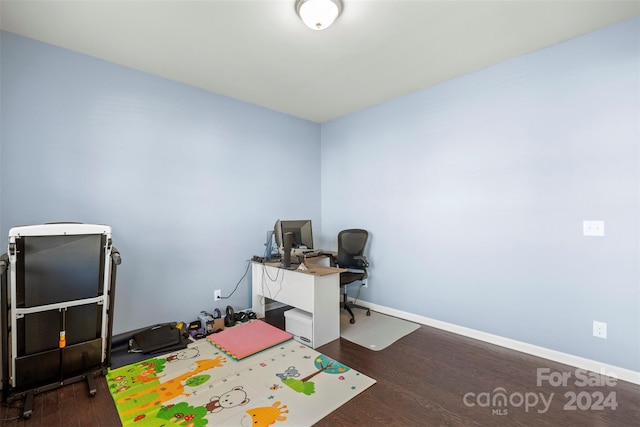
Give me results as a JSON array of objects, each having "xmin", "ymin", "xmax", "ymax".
[{"xmin": 302, "ymin": 250, "xmax": 322, "ymax": 258}]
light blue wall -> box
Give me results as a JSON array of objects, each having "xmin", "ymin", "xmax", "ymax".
[
  {"xmin": 321, "ymin": 18, "xmax": 639, "ymax": 371},
  {"xmin": 2, "ymin": 18, "xmax": 639, "ymax": 372},
  {"xmin": 0, "ymin": 31, "xmax": 322, "ymax": 334}
]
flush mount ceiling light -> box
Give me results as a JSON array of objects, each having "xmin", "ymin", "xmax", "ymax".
[{"xmin": 295, "ymin": 0, "xmax": 343, "ymax": 31}]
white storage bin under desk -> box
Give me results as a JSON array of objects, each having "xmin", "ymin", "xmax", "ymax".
[{"xmin": 285, "ymin": 308, "xmax": 313, "ymax": 347}]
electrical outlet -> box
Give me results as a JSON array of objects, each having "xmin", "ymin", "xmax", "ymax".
[
  {"xmin": 583, "ymin": 220, "xmax": 605, "ymax": 237},
  {"xmin": 593, "ymin": 320, "xmax": 607, "ymax": 339},
  {"xmin": 214, "ymin": 289, "xmax": 222, "ymax": 301}
]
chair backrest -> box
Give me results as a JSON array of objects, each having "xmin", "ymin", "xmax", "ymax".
[{"xmin": 337, "ymin": 229, "xmax": 368, "ymax": 269}]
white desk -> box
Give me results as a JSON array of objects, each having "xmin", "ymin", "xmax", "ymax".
[{"xmin": 251, "ymin": 262, "xmax": 343, "ymax": 348}]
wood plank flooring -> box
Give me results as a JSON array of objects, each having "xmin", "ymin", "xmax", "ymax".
[{"xmin": 2, "ymin": 308, "xmax": 638, "ymax": 426}]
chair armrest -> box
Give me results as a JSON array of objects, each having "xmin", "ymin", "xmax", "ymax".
[{"xmin": 354, "ymin": 255, "xmax": 369, "ymax": 267}]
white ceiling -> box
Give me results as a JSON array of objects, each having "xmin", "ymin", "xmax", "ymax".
[{"xmin": 1, "ymin": 1, "xmax": 638, "ymax": 123}]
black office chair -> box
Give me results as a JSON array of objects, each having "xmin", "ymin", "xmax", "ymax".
[{"xmin": 332, "ymin": 229, "xmax": 371, "ymax": 324}]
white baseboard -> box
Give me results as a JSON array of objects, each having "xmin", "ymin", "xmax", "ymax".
[{"xmin": 353, "ymin": 299, "xmax": 640, "ymax": 385}]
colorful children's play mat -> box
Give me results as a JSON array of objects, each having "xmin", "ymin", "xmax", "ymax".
[{"xmin": 107, "ymin": 333, "xmax": 376, "ymax": 426}]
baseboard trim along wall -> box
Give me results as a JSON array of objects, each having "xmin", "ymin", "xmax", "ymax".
[{"xmin": 354, "ymin": 299, "xmax": 640, "ymax": 385}]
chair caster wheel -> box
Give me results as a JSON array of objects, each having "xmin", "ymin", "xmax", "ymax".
[{"xmin": 350, "ymin": 318, "xmax": 355, "ymax": 324}]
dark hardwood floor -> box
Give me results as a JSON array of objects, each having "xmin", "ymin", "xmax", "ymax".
[{"xmin": 2, "ymin": 308, "xmax": 639, "ymax": 426}]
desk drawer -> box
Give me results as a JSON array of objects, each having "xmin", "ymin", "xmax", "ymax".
[{"xmin": 254, "ymin": 264, "xmax": 315, "ymax": 312}]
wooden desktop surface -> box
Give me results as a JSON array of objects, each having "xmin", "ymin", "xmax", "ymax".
[
  {"xmin": 262, "ymin": 262, "xmax": 344, "ymax": 276},
  {"xmin": 263, "ymin": 251, "xmax": 342, "ymax": 276}
]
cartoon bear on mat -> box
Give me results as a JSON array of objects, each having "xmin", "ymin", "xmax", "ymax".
[{"xmin": 206, "ymin": 386, "xmax": 250, "ymax": 413}]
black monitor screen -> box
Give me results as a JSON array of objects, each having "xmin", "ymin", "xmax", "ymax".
[
  {"xmin": 16, "ymin": 234, "xmax": 106, "ymax": 308},
  {"xmin": 277, "ymin": 220, "xmax": 313, "ymax": 249}
]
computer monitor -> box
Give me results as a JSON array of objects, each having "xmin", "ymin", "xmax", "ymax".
[{"xmin": 273, "ymin": 220, "xmax": 314, "ymax": 255}]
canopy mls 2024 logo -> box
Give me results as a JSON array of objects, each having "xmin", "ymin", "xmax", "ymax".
[{"xmin": 462, "ymin": 367, "xmax": 618, "ymax": 416}]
